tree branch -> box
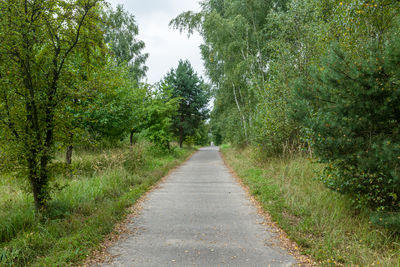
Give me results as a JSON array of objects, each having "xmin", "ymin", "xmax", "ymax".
[{"xmin": 58, "ymin": 1, "xmax": 99, "ymax": 75}]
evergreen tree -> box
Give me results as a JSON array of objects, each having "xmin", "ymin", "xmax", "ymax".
[
  {"xmin": 163, "ymin": 60, "xmax": 210, "ymax": 147},
  {"xmin": 294, "ymin": 38, "xmax": 400, "ymax": 212}
]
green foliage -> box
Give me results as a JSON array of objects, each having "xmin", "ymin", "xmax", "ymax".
[
  {"xmin": 0, "ymin": 0, "xmax": 152, "ymax": 214},
  {"xmin": 138, "ymin": 87, "xmax": 179, "ymax": 150},
  {"xmin": 0, "ymin": 0, "xmax": 104, "ymax": 211},
  {"xmin": 75, "ymin": 62, "xmax": 143, "ymax": 142},
  {"xmin": 175, "ymin": 0, "xmax": 400, "ymax": 225},
  {"xmin": 102, "ymin": 4, "xmax": 148, "ymax": 82},
  {"xmin": 65, "ymin": 3, "xmax": 150, "ymax": 145},
  {"xmin": 294, "ymin": 37, "xmax": 400, "ymax": 212},
  {"xmin": 194, "ymin": 121, "xmax": 211, "ymax": 146},
  {"xmin": 370, "ymin": 212, "xmax": 400, "ymax": 233},
  {"xmin": 172, "ymin": 0, "xmax": 306, "ymax": 148},
  {"xmin": 162, "ymin": 60, "xmax": 210, "ymax": 147}
]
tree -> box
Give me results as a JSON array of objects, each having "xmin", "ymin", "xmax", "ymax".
[
  {"xmin": 171, "ymin": 0, "xmax": 400, "ymax": 228},
  {"xmin": 139, "ymin": 86, "xmax": 179, "ymax": 150},
  {"xmin": 100, "ymin": 4, "xmax": 149, "ymax": 147},
  {"xmin": 171, "ymin": 0, "xmax": 292, "ymax": 147},
  {"xmin": 0, "ymin": 0, "xmax": 104, "ymax": 211},
  {"xmin": 103, "ymin": 4, "xmax": 148, "ymax": 82},
  {"xmin": 75, "ymin": 62, "xmax": 139, "ymax": 142},
  {"xmin": 60, "ymin": 4, "xmax": 149, "ymax": 163},
  {"xmin": 293, "ymin": 38, "xmax": 400, "ymax": 212},
  {"xmin": 162, "ymin": 60, "xmax": 210, "ymax": 147}
]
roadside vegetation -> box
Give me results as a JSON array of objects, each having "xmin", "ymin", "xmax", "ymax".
[
  {"xmin": 0, "ymin": 142, "xmax": 194, "ymax": 266},
  {"xmin": 0, "ymin": 1, "xmax": 209, "ymax": 266},
  {"xmin": 174, "ymin": 0, "xmax": 400, "ymax": 264},
  {"xmin": 2, "ymin": 0, "xmax": 399, "ymax": 266},
  {"xmin": 222, "ymin": 146, "xmax": 400, "ymax": 266}
]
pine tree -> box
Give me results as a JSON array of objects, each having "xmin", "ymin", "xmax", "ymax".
[
  {"xmin": 294, "ymin": 38, "xmax": 400, "ymax": 212},
  {"xmin": 163, "ymin": 60, "xmax": 210, "ymax": 147}
]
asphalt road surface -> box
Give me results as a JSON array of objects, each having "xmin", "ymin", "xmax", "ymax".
[{"xmin": 101, "ymin": 147, "xmax": 297, "ymax": 267}]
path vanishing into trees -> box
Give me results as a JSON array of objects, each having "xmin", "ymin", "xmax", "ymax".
[{"xmin": 99, "ymin": 147, "xmax": 297, "ymax": 266}]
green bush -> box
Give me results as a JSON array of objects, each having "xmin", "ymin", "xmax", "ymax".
[
  {"xmin": 294, "ymin": 37, "xmax": 400, "ymax": 212},
  {"xmin": 370, "ymin": 212, "xmax": 400, "ymax": 233}
]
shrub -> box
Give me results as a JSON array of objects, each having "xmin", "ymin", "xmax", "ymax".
[
  {"xmin": 294, "ymin": 37, "xmax": 400, "ymax": 212},
  {"xmin": 370, "ymin": 212, "xmax": 400, "ymax": 233}
]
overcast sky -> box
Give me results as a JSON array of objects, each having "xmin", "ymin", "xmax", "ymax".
[{"xmin": 107, "ymin": 0, "xmax": 204, "ymax": 84}]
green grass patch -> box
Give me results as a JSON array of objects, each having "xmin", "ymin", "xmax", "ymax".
[
  {"xmin": 221, "ymin": 147, "xmax": 400, "ymax": 266},
  {"xmin": 0, "ymin": 142, "xmax": 195, "ymax": 266}
]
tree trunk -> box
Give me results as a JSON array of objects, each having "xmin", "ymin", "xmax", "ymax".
[
  {"xmin": 179, "ymin": 127, "xmax": 184, "ymax": 148},
  {"xmin": 31, "ymin": 179, "xmax": 46, "ymax": 212},
  {"xmin": 232, "ymin": 83, "xmax": 249, "ymax": 144},
  {"xmin": 29, "ymin": 167, "xmax": 41, "ymax": 212},
  {"xmin": 66, "ymin": 145, "xmax": 73, "ymax": 164},
  {"xmin": 28, "ymin": 158, "xmax": 50, "ymax": 212},
  {"xmin": 130, "ymin": 130, "xmax": 135, "ymax": 147}
]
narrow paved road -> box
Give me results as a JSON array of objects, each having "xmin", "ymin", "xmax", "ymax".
[{"xmin": 101, "ymin": 147, "xmax": 297, "ymax": 267}]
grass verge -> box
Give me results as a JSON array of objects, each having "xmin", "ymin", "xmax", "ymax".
[
  {"xmin": 0, "ymin": 142, "xmax": 195, "ymax": 266},
  {"xmin": 221, "ymin": 146, "xmax": 400, "ymax": 266}
]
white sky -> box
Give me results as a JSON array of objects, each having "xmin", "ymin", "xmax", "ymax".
[{"xmin": 107, "ymin": 0, "xmax": 205, "ymax": 85}]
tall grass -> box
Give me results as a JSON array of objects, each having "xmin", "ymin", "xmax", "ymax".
[
  {"xmin": 222, "ymin": 147, "xmax": 400, "ymax": 266},
  {"xmin": 0, "ymin": 141, "xmax": 194, "ymax": 266}
]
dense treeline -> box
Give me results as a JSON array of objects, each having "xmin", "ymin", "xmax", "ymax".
[
  {"xmin": 0, "ymin": 0, "xmax": 209, "ymax": 212},
  {"xmin": 172, "ymin": 0, "xmax": 400, "ymax": 226}
]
